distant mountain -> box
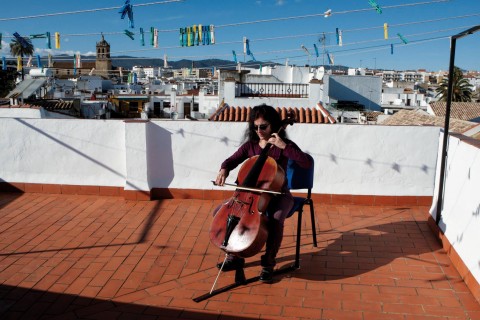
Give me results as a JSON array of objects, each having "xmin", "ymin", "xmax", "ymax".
[
  {"xmin": 32, "ymin": 54, "xmax": 348, "ymax": 71},
  {"xmin": 110, "ymin": 56, "xmax": 281, "ymax": 70}
]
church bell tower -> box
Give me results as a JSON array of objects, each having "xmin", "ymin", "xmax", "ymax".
[{"xmin": 95, "ymin": 34, "xmax": 112, "ymax": 78}]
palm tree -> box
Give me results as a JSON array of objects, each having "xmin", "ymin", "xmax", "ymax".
[
  {"xmin": 9, "ymin": 36, "xmax": 34, "ymax": 81},
  {"xmin": 436, "ymin": 66, "xmax": 473, "ymax": 102}
]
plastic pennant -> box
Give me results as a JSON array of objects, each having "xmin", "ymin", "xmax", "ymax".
[
  {"xmin": 338, "ymin": 30, "xmax": 343, "ymax": 46},
  {"xmin": 232, "ymin": 50, "xmax": 237, "ymax": 63},
  {"xmin": 164, "ymin": 54, "xmax": 168, "ymax": 68},
  {"xmin": 48, "ymin": 54, "xmax": 52, "ymax": 67},
  {"xmin": 2, "ymin": 56, "xmax": 6, "ymax": 70},
  {"xmin": 26, "ymin": 56, "xmax": 32, "ymax": 67},
  {"xmin": 37, "ymin": 55, "xmax": 42, "ymax": 68},
  {"xmin": 391, "ymin": 44, "xmax": 393, "ymax": 54},
  {"xmin": 384, "ymin": 23, "xmax": 388, "ymax": 40},
  {"xmin": 151, "ymin": 27, "xmax": 155, "ymax": 46}
]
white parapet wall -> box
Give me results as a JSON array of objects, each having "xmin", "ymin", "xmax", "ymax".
[
  {"xmin": 430, "ymin": 133, "xmax": 480, "ymax": 294},
  {"xmin": 0, "ymin": 117, "xmax": 440, "ymax": 196}
]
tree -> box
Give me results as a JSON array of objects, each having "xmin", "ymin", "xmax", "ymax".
[
  {"xmin": 9, "ymin": 36, "xmax": 34, "ymax": 81},
  {"xmin": 0, "ymin": 69, "xmax": 18, "ymax": 97},
  {"xmin": 436, "ymin": 66, "xmax": 473, "ymax": 102}
]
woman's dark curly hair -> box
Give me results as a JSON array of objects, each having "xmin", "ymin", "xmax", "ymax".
[{"xmin": 243, "ymin": 104, "xmax": 288, "ymax": 143}]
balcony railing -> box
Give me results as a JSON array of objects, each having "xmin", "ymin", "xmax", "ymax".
[{"xmin": 235, "ymin": 83, "xmax": 309, "ymax": 98}]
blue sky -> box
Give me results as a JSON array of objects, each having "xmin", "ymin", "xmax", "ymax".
[{"xmin": 1, "ymin": 0, "xmax": 479, "ymax": 72}]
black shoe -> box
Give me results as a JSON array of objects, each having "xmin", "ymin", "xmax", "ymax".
[
  {"xmin": 259, "ymin": 267, "xmax": 274, "ymax": 283},
  {"xmin": 216, "ymin": 258, "xmax": 245, "ymax": 271}
]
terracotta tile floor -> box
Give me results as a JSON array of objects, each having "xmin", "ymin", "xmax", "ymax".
[{"xmin": 0, "ymin": 193, "xmax": 479, "ymax": 319}]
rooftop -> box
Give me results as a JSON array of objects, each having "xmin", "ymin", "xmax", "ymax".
[{"xmin": 1, "ymin": 192, "xmax": 479, "ymax": 319}]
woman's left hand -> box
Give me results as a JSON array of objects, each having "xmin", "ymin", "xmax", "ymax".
[{"xmin": 268, "ymin": 133, "xmax": 286, "ymax": 149}]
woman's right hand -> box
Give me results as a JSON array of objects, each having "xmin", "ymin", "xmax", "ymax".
[{"xmin": 215, "ymin": 169, "xmax": 228, "ymax": 186}]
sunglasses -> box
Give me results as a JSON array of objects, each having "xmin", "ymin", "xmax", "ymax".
[{"xmin": 254, "ymin": 124, "xmax": 270, "ymax": 131}]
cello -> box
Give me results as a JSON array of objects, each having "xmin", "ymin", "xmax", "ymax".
[{"xmin": 209, "ymin": 113, "xmax": 295, "ymax": 259}]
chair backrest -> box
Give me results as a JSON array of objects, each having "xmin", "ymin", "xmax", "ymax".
[{"xmin": 286, "ymin": 153, "xmax": 314, "ymax": 191}]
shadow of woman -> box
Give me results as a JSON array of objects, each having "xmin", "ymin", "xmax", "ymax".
[{"xmin": 270, "ymin": 219, "xmax": 443, "ymax": 282}]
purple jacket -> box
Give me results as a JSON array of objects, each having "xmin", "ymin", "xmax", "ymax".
[{"xmin": 221, "ymin": 140, "xmax": 312, "ymax": 191}]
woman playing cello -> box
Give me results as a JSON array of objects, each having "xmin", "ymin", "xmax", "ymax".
[{"xmin": 214, "ymin": 104, "xmax": 311, "ymax": 283}]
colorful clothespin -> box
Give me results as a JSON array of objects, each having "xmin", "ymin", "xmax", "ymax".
[
  {"xmin": 391, "ymin": 44, "xmax": 394, "ymax": 54},
  {"xmin": 0, "ymin": 33, "xmax": 2, "ymax": 50},
  {"xmin": 327, "ymin": 52, "xmax": 334, "ymax": 65},
  {"xmin": 13, "ymin": 32, "xmax": 30, "ymax": 48},
  {"xmin": 119, "ymin": 0, "xmax": 134, "ymax": 28},
  {"xmin": 37, "ymin": 55, "xmax": 42, "ymax": 68},
  {"xmin": 46, "ymin": 32, "xmax": 51, "ymax": 49},
  {"xmin": 76, "ymin": 53, "xmax": 81, "ymax": 68},
  {"xmin": 153, "ymin": 28, "xmax": 158, "ymax": 48},
  {"xmin": 186, "ymin": 27, "xmax": 192, "ymax": 46},
  {"xmin": 73, "ymin": 55, "xmax": 77, "ymax": 75},
  {"xmin": 192, "ymin": 25, "xmax": 198, "ymax": 45},
  {"xmin": 203, "ymin": 25, "xmax": 210, "ymax": 45},
  {"xmin": 30, "ymin": 33, "xmax": 46, "ymax": 39},
  {"xmin": 198, "ymin": 24, "xmax": 203, "ymax": 44},
  {"xmin": 164, "ymin": 54, "xmax": 168, "ymax": 68},
  {"xmin": 2, "ymin": 56, "xmax": 6, "ymax": 70},
  {"xmin": 179, "ymin": 28, "xmax": 185, "ymax": 46},
  {"xmin": 232, "ymin": 50, "xmax": 237, "ymax": 63},
  {"xmin": 368, "ymin": 0, "xmax": 382, "ymax": 14},
  {"xmin": 383, "ymin": 23, "xmax": 389, "ymax": 40},
  {"xmin": 324, "ymin": 9, "xmax": 332, "ymax": 18},
  {"xmin": 250, "ymin": 52, "xmax": 256, "ymax": 61},
  {"xmin": 150, "ymin": 27, "xmax": 155, "ymax": 46},
  {"xmin": 140, "ymin": 28, "xmax": 145, "ymax": 46},
  {"xmin": 26, "ymin": 56, "xmax": 33, "ymax": 67},
  {"xmin": 313, "ymin": 44, "xmax": 319, "ymax": 58},
  {"xmin": 55, "ymin": 32, "xmax": 60, "ymax": 49},
  {"xmin": 245, "ymin": 38, "xmax": 251, "ymax": 55},
  {"xmin": 210, "ymin": 25, "xmax": 215, "ymax": 44},
  {"xmin": 397, "ymin": 33, "xmax": 408, "ymax": 44},
  {"xmin": 301, "ymin": 45, "xmax": 311, "ymax": 56},
  {"xmin": 48, "ymin": 53, "xmax": 52, "ymax": 67},
  {"xmin": 17, "ymin": 56, "xmax": 22, "ymax": 71},
  {"xmin": 124, "ymin": 29, "xmax": 135, "ymax": 40}
]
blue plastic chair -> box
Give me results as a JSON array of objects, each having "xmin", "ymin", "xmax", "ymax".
[{"xmin": 286, "ymin": 153, "xmax": 318, "ymax": 269}]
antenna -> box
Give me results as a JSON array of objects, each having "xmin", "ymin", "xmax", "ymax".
[{"xmin": 318, "ymin": 32, "xmax": 328, "ymax": 66}]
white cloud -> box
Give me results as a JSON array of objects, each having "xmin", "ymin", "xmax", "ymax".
[{"xmin": 275, "ymin": 0, "xmax": 286, "ymax": 5}]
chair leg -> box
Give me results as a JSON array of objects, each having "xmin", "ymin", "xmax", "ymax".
[
  {"xmin": 308, "ymin": 199, "xmax": 318, "ymax": 247},
  {"xmin": 294, "ymin": 207, "xmax": 303, "ymax": 269}
]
